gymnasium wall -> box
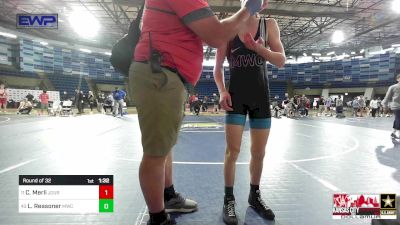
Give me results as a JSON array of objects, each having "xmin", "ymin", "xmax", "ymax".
[
  {"xmin": 1, "ymin": 34, "xmax": 400, "ymax": 99},
  {"xmin": 0, "ymin": 35, "xmax": 123, "ymax": 81},
  {"xmin": 268, "ymin": 53, "xmax": 399, "ymax": 89}
]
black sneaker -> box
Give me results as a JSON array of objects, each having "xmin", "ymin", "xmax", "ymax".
[
  {"xmin": 248, "ymin": 190, "xmax": 275, "ymax": 220},
  {"xmin": 223, "ymin": 196, "xmax": 238, "ymax": 225},
  {"xmin": 147, "ymin": 214, "xmax": 175, "ymax": 225}
]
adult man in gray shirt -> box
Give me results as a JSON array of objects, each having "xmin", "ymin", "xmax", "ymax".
[{"xmin": 382, "ymin": 74, "xmax": 400, "ymax": 139}]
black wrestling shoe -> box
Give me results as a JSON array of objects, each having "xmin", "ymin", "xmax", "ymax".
[
  {"xmin": 223, "ymin": 196, "xmax": 238, "ymax": 225},
  {"xmin": 147, "ymin": 214, "xmax": 175, "ymax": 225},
  {"xmin": 248, "ymin": 190, "xmax": 275, "ymax": 220}
]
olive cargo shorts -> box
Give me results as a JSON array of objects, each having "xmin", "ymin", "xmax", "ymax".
[{"xmin": 128, "ymin": 62, "xmax": 186, "ymax": 156}]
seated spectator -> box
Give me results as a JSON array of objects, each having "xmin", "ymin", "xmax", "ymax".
[
  {"xmin": 97, "ymin": 92, "xmax": 106, "ymax": 113},
  {"xmin": 17, "ymin": 98, "xmax": 33, "ymax": 115},
  {"xmin": 61, "ymin": 91, "xmax": 69, "ymax": 101},
  {"xmin": 193, "ymin": 99, "xmax": 202, "ymax": 116},
  {"xmin": 104, "ymin": 93, "xmax": 114, "ymax": 114}
]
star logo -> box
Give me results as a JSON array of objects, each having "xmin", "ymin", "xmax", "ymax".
[
  {"xmin": 383, "ymin": 195, "xmax": 395, "ymax": 208},
  {"xmin": 380, "ymin": 194, "xmax": 396, "ymax": 209}
]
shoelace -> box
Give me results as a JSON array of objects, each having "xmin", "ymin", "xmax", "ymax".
[
  {"xmin": 226, "ymin": 201, "xmax": 236, "ymax": 217},
  {"xmin": 257, "ymin": 196, "xmax": 270, "ymax": 210},
  {"xmin": 173, "ymin": 192, "xmax": 185, "ymax": 202}
]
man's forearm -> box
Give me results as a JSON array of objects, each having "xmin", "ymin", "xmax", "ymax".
[{"xmin": 211, "ymin": 8, "xmax": 250, "ymax": 47}]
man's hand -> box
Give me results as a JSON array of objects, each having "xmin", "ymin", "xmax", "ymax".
[
  {"xmin": 243, "ymin": 0, "xmax": 263, "ymax": 16},
  {"xmin": 384, "ymin": 107, "xmax": 389, "ymax": 114},
  {"xmin": 220, "ymin": 91, "xmax": 233, "ymax": 111},
  {"xmin": 261, "ymin": 0, "xmax": 269, "ymax": 11}
]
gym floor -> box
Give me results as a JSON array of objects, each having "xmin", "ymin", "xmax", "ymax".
[{"xmin": 0, "ymin": 114, "xmax": 399, "ymax": 225}]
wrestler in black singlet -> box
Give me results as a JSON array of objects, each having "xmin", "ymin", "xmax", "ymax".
[{"xmin": 225, "ymin": 19, "xmax": 271, "ymax": 128}]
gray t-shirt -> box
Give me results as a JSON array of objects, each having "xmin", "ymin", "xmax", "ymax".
[
  {"xmin": 336, "ymin": 98, "xmax": 343, "ymax": 107},
  {"xmin": 383, "ymin": 83, "xmax": 400, "ymax": 110}
]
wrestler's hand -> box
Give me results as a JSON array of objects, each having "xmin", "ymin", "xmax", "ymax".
[
  {"xmin": 243, "ymin": 33, "xmax": 264, "ymax": 52},
  {"xmin": 220, "ymin": 91, "xmax": 233, "ymax": 111}
]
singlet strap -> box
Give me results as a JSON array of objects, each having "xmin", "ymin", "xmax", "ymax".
[{"xmin": 259, "ymin": 18, "xmax": 268, "ymax": 47}]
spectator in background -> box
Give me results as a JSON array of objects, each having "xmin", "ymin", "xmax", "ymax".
[
  {"xmin": 324, "ymin": 96, "xmax": 332, "ymax": 117},
  {"xmin": 192, "ymin": 97, "xmax": 202, "ymax": 116},
  {"xmin": 76, "ymin": 90, "xmax": 84, "ymax": 114},
  {"xmin": 213, "ymin": 93, "xmax": 220, "ymax": 114},
  {"xmin": 97, "ymin": 92, "xmax": 106, "ymax": 114},
  {"xmin": 87, "ymin": 91, "xmax": 95, "ymax": 113},
  {"xmin": 312, "ymin": 99, "xmax": 317, "ymax": 110},
  {"xmin": 358, "ymin": 95, "xmax": 365, "ymax": 117},
  {"xmin": 61, "ymin": 91, "xmax": 69, "ymax": 101},
  {"xmin": 0, "ymin": 83, "xmax": 8, "ymax": 113},
  {"xmin": 377, "ymin": 97, "xmax": 383, "ymax": 117},
  {"xmin": 382, "ymin": 74, "xmax": 400, "ymax": 138},
  {"xmin": 104, "ymin": 93, "xmax": 114, "ymax": 114},
  {"xmin": 335, "ymin": 95, "xmax": 344, "ymax": 118},
  {"xmin": 188, "ymin": 94, "xmax": 196, "ymax": 112},
  {"xmin": 305, "ymin": 97, "xmax": 310, "ymax": 117},
  {"xmin": 39, "ymin": 90, "xmax": 49, "ymax": 115},
  {"xmin": 17, "ymin": 98, "xmax": 33, "ymax": 115},
  {"xmin": 352, "ymin": 97, "xmax": 360, "ymax": 117},
  {"xmin": 26, "ymin": 93, "xmax": 34, "ymax": 103},
  {"xmin": 370, "ymin": 97, "xmax": 378, "ymax": 118},
  {"xmin": 317, "ymin": 97, "xmax": 324, "ymax": 117},
  {"xmin": 112, "ymin": 87, "xmax": 126, "ymax": 117},
  {"xmin": 282, "ymin": 97, "xmax": 289, "ymax": 116},
  {"xmin": 298, "ymin": 95, "xmax": 306, "ymax": 116},
  {"xmin": 74, "ymin": 89, "xmax": 79, "ymax": 112},
  {"xmin": 202, "ymin": 96, "xmax": 208, "ymax": 112}
]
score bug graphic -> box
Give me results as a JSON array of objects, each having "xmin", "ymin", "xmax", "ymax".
[
  {"xmin": 19, "ymin": 175, "xmax": 114, "ymax": 214},
  {"xmin": 333, "ymin": 194, "xmax": 397, "ymax": 219}
]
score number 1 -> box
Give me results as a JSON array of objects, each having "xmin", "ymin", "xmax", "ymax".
[{"xmin": 99, "ymin": 185, "xmax": 113, "ymax": 213}]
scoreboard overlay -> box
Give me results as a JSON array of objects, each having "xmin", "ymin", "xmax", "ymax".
[{"xmin": 19, "ymin": 175, "xmax": 113, "ymax": 213}]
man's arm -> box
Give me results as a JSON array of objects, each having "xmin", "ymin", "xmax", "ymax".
[
  {"xmin": 382, "ymin": 86, "xmax": 394, "ymax": 108},
  {"xmin": 187, "ymin": 8, "xmax": 251, "ymax": 48},
  {"xmin": 181, "ymin": 0, "xmax": 264, "ymax": 48}
]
